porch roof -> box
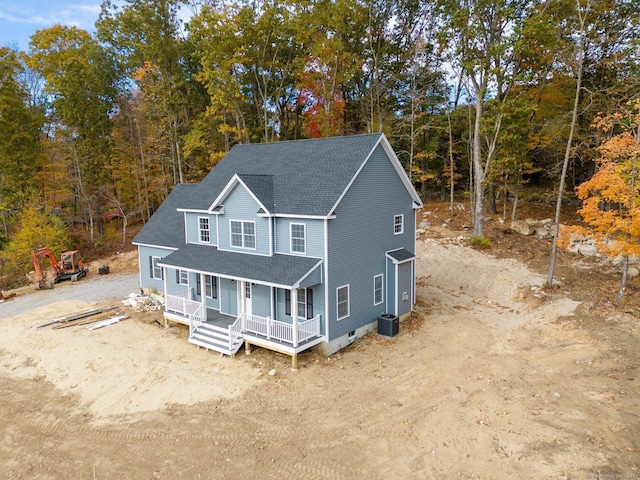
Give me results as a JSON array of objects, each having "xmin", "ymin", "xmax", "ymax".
[
  {"xmin": 386, "ymin": 248, "xmax": 415, "ymax": 263},
  {"xmin": 158, "ymin": 244, "xmax": 322, "ymax": 289}
]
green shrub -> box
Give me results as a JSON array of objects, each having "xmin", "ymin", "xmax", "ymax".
[{"xmin": 469, "ymin": 235, "xmax": 492, "ymax": 249}]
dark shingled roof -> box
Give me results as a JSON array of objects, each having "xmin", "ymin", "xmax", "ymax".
[
  {"xmin": 192, "ymin": 134, "xmax": 383, "ymax": 215},
  {"xmin": 132, "ymin": 184, "xmax": 195, "ymax": 248},
  {"xmin": 238, "ymin": 174, "xmax": 274, "ymax": 212},
  {"xmin": 159, "ymin": 244, "xmax": 322, "ymax": 288}
]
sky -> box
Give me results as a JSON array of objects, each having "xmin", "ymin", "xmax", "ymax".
[{"xmin": 0, "ymin": 0, "xmax": 102, "ymax": 51}]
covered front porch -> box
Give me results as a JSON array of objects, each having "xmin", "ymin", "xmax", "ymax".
[
  {"xmin": 158, "ymin": 246, "xmax": 325, "ymax": 365},
  {"xmin": 164, "ymin": 291, "xmax": 323, "ymax": 366}
]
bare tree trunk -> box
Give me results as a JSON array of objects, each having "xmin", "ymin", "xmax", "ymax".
[
  {"xmin": 70, "ymin": 141, "xmax": 95, "ymax": 244},
  {"xmin": 617, "ymin": 104, "xmax": 640, "ymax": 301},
  {"xmin": 447, "ymin": 109, "xmax": 455, "ymax": 217},
  {"xmin": 548, "ymin": 0, "xmax": 587, "ymax": 288}
]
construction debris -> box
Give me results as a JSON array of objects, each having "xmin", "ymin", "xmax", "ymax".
[{"xmin": 124, "ymin": 292, "xmax": 164, "ymax": 312}]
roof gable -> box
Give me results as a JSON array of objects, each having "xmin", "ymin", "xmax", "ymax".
[
  {"xmin": 191, "ymin": 134, "xmax": 386, "ymax": 216},
  {"xmin": 209, "ymin": 173, "xmax": 274, "ymax": 215}
]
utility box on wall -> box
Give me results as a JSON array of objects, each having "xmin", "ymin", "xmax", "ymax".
[{"xmin": 378, "ymin": 314, "xmax": 399, "ymax": 338}]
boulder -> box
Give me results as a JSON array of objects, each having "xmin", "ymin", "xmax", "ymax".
[
  {"xmin": 628, "ymin": 266, "xmax": 640, "ymax": 278},
  {"xmin": 510, "ymin": 220, "xmax": 534, "ymax": 235}
]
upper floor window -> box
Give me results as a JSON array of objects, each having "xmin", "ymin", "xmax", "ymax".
[
  {"xmin": 199, "ymin": 217, "xmax": 210, "ymax": 243},
  {"xmin": 394, "ymin": 214, "xmax": 404, "ymax": 235},
  {"xmin": 230, "ymin": 220, "xmax": 256, "ymax": 249},
  {"xmin": 291, "ymin": 223, "xmax": 306, "ymax": 254}
]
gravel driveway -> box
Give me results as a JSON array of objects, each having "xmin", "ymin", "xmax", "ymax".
[{"xmin": 0, "ymin": 273, "xmax": 140, "ymax": 319}]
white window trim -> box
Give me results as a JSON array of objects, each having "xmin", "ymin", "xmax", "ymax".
[
  {"xmin": 374, "ymin": 274, "xmax": 383, "ymax": 306},
  {"xmin": 151, "ymin": 256, "xmax": 162, "ymax": 280},
  {"xmin": 178, "ymin": 269, "xmax": 188, "ymax": 285},
  {"xmin": 230, "ymin": 219, "xmax": 256, "ymax": 250},
  {"xmin": 198, "ymin": 216, "xmax": 211, "ymax": 243},
  {"xmin": 290, "ymin": 223, "xmax": 306, "ymax": 254},
  {"xmin": 336, "ymin": 284, "xmax": 350, "ymax": 320},
  {"xmin": 394, "ymin": 214, "xmax": 404, "ymax": 235}
]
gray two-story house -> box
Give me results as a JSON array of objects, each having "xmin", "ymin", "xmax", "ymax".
[{"xmin": 133, "ymin": 133, "xmax": 422, "ymax": 366}]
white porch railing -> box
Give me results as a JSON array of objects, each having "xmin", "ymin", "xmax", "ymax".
[
  {"xmin": 228, "ymin": 316, "xmax": 243, "ymax": 351},
  {"xmin": 166, "ymin": 290, "xmax": 201, "ymax": 317},
  {"xmin": 243, "ymin": 313, "xmax": 321, "ymax": 346},
  {"xmin": 189, "ymin": 303, "xmax": 205, "ymax": 337}
]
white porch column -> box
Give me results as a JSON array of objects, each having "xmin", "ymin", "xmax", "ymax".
[
  {"xmin": 162, "ymin": 267, "xmax": 168, "ymax": 328},
  {"xmin": 291, "ymin": 287, "xmax": 298, "ymax": 347},
  {"xmin": 200, "ymin": 273, "xmax": 206, "ymax": 310}
]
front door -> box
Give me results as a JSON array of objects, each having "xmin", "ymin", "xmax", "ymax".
[{"xmin": 244, "ymin": 282, "xmax": 252, "ymax": 317}]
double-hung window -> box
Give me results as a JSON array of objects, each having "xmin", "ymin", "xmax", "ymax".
[
  {"xmin": 199, "ymin": 217, "xmax": 210, "ymax": 243},
  {"xmin": 374, "ymin": 274, "xmax": 383, "ymax": 305},
  {"xmin": 291, "ymin": 223, "xmax": 306, "ymax": 254},
  {"xmin": 230, "ymin": 220, "xmax": 256, "ymax": 249},
  {"xmin": 394, "ymin": 214, "xmax": 404, "ymax": 235},
  {"xmin": 205, "ymin": 275, "xmax": 218, "ymax": 299},
  {"xmin": 176, "ymin": 269, "xmax": 188, "ymax": 285},
  {"xmin": 286, "ymin": 288, "xmax": 314, "ymax": 318},
  {"xmin": 337, "ymin": 285, "xmax": 350, "ymax": 320},
  {"xmin": 150, "ymin": 256, "xmax": 163, "ymax": 280}
]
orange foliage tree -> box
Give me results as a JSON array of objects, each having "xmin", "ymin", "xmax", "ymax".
[{"xmin": 562, "ymin": 100, "xmax": 640, "ymax": 299}]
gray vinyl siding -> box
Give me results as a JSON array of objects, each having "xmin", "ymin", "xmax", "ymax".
[
  {"xmin": 138, "ymin": 245, "xmax": 174, "ymax": 293},
  {"xmin": 252, "ymin": 284, "xmax": 271, "ymax": 317},
  {"xmin": 218, "ymin": 185, "xmax": 270, "ymax": 255},
  {"xmin": 274, "ymin": 218, "xmax": 325, "ymax": 258},
  {"xmin": 219, "ymin": 278, "xmax": 238, "ymax": 316},
  {"xmin": 327, "ymin": 144, "xmax": 416, "ymax": 340},
  {"xmin": 185, "ymin": 213, "xmax": 217, "ymax": 246}
]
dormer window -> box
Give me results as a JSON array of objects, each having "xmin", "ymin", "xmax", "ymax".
[{"xmin": 199, "ymin": 217, "xmax": 210, "ymax": 243}]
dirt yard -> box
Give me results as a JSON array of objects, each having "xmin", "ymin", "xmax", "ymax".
[{"xmin": 0, "ymin": 201, "xmax": 638, "ymax": 479}]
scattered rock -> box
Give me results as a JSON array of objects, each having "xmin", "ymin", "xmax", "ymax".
[
  {"xmin": 627, "ymin": 267, "xmax": 640, "ymax": 278},
  {"xmin": 268, "ymin": 369, "xmax": 277, "ymax": 376}
]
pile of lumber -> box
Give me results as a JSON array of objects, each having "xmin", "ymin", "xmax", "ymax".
[{"xmin": 37, "ymin": 307, "xmax": 128, "ymax": 330}]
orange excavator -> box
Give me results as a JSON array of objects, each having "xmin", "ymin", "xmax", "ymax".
[{"xmin": 30, "ymin": 248, "xmax": 88, "ymax": 289}]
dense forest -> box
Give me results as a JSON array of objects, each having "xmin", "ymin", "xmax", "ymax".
[{"xmin": 0, "ymin": 0, "xmax": 638, "ymax": 287}]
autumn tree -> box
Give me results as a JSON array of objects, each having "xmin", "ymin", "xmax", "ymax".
[
  {"xmin": 1, "ymin": 200, "xmax": 71, "ymax": 285},
  {"xmin": 28, "ymin": 26, "xmax": 119, "ymax": 243},
  {"xmin": 562, "ymin": 101, "xmax": 640, "ymax": 300}
]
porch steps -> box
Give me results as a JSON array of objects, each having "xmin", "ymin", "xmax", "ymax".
[{"xmin": 189, "ymin": 323, "xmax": 243, "ymax": 356}]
